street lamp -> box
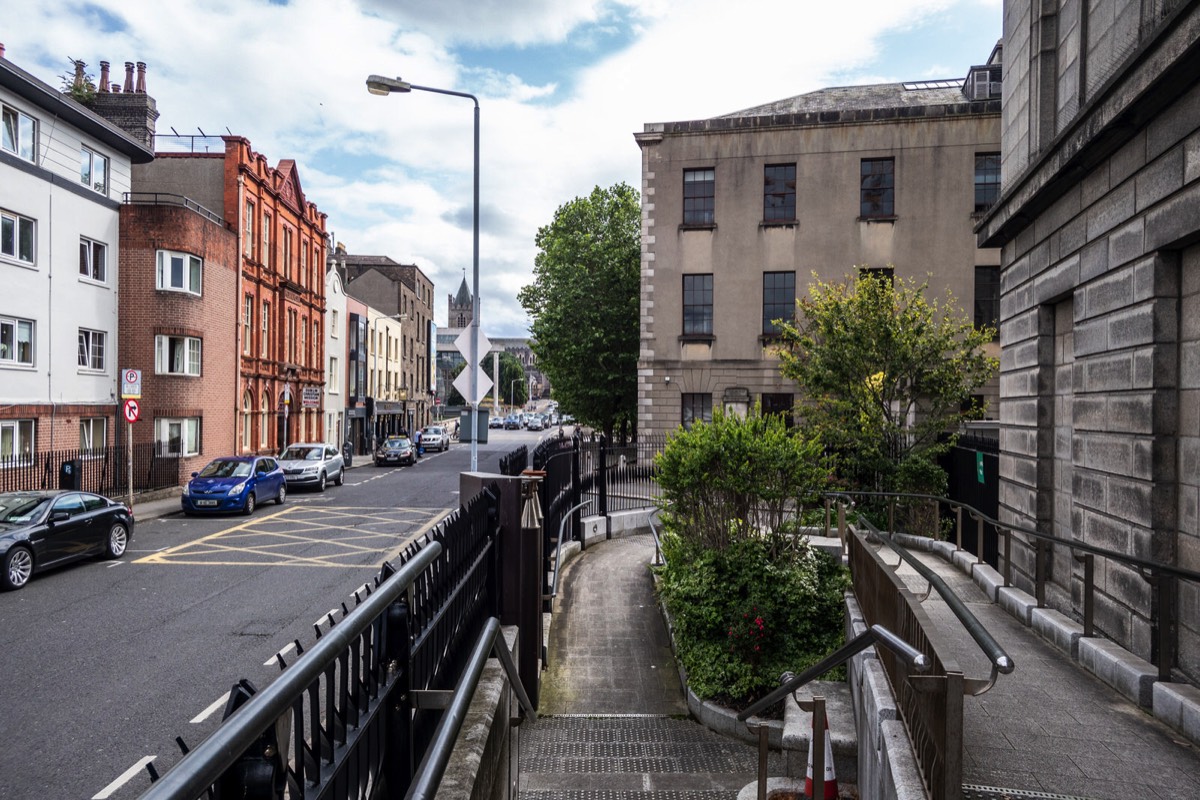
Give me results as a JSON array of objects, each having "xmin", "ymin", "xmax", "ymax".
[
  {"xmin": 367, "ymin": 73, "xmax": 482, "ymax": 472},
  {"xmin": 371, "ymin": 312, "xmax": 407, "ymax": 446},
  {"xmin": 510, "ymin": 378, "xmax": 519, "ymax": 414}
]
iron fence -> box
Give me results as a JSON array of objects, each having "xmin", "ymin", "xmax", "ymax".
[
  {"xmin": 498, "ymin": 444, "xmax": 527, "ymax": 476},
  {"xmin": 137, "ymin": 484, "xmax": 501, "ymax": 800},
  {"xmin": 0, "ymin": 442, "xmax": 180, "ymax": 497}
]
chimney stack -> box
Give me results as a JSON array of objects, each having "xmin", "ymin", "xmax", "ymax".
[
  {"xmin": 0, "ymin": 43, "xmax": 7, "ymax": 60},
  {"xmin": 72, "ymin": 59, "xmax": 86, "ymax": 91},
  {"xmin": 91, "ymin": 60, "xmax": 159, "ymax": 148},
  {"xmin": 99, "ymin": 61, "xmax": 110, "ymax": 93}
]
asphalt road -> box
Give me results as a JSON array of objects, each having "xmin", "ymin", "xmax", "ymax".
[{"xmin": 0, "ymin": 428, "xmax": 547, "ymax": 800}]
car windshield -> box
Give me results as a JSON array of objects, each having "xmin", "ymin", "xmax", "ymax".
[
  {"xmin": 383, "ymin": 438, "xmax": 410, "ymax": 448},
  {"xmin": 281, "ymin": 446, "xmax": 322, "ymax": 461},
  {"xmin": 0, "ymin": 494, "xmax": 52, "ymax": 523},
  {"xmin": 198, "ymin": 460, "xmax": 253, "ymax": 478},
  {"xmin": 425, "ymin": 427, "xmax": 442, "ymax": 435}
]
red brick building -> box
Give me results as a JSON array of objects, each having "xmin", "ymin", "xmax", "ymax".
[
  {"xmin": 135, "ymin": 136, "xmax": 328, "ymax": 455},
  {"xmin": 118, "ymin": 199, "xmax": 238, "ymax": 478}
]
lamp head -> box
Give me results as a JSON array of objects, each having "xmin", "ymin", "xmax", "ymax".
[{"xmin": 366, "ymin": 75, "xmax": 412, "ymax": 95}]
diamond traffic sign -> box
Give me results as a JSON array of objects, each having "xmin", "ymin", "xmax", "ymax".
[
  {"xmin": 453, "ymin": 368, "xmax": 493, "ymax": 406},
  {"xmin": 454, "ymin": 327, "xmax": 491, "ymax": 366}
]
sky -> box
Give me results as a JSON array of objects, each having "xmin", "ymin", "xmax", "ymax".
[{"xmin": 6, "ymin": 0, "xmax": 1002, "ymax": 338}]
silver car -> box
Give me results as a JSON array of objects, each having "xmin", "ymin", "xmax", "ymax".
[
  {"xmin": 278, "ymin": 443, "xmax": 345, "ymax": 492},
  {"xmin": 421, "ymin": 425, "xmax": 449, "ymax": 452}
]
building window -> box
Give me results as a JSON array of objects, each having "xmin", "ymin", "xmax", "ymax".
[
  {"xmin": 0, "ymin": 316, "xmax": 34, "ymax": 366},
  {"xmin": 287, "ymin": 309, "xmax": 298, "ymax": 363},
  {"xmin": 157, "ymin": 417, "xmax": 200, "ymax": 457},
  {"xmin": 974, "ymin": 266, "xmax": 1000, "ymax": 338},
  {"xmin": 763, "ymin": 164, "xmax": 796, "ymax": 222},
  {"xmin": 156, "ymin": 250, "xmax": 202, "ymax": 295},
  {"xmin": 312, "ymin": 320, "xmax": 320, "ymax": 365},
  {"xmin": 974, "ymin": 153, "xmax": 1001, "ymax": 213},
  {"xmin": 261, "ymin": 301, "xmax": 271, "ymax": 358},
  {"xmin": 762, "ymin": 271, "xmax": 795, "ymax": 335},
  {"xmin": 1, "ymin": 209, "xmax": 35, "ymax": 266},
  {"xmin": 284, "ymin": 228, "xmax": 294, "ymax": 283},
  {"xmin": 682, "ymin": 274, "xmax": 714, "ymax": 336},
  {"xmin": 242, "ymin": 391, "xmax": 252, "ymax": 451},
  {"xmin": 1, "ymin": 420, "xmax": 35, "ymax": 463},
  {"xmin": 860, "ymin": 158, "xmax": 895, "ymax": 218},
  {"xmin": 329, "ymin": 356, "xmax": 340, "ymax": 393},
  {"xmin": 300, "ymin": 316, "xmax": 308, "ymax": 366},
  {"xmin": 79, "ymin": 238, "xmax": 107, "ymax": 283},
  {"xmin": 80, "ymin": 417, "xmax": 107, "ymax": 455},
  {"xmin": 761, "ymin": 393, "xmax": 794, "ymax": 427},
  {"xmin": 243, "ymin": 296, "xmax": 253, "ymax": 355},
  {"xmin": 859, "ymin": 266, "xmax": 895, "ymax": 286},
  {"xmin": 262, "ymin": 213, "xmax": 272, "ymax": 269},
  {"xmin": 260, "ymin": 394, "xmax": 270, "ymax": 449},
  {"xmin": 682, "ymin": 393, "xmax": 712, "ymax": 430},
  {"xmin": 331, "ymin": 309, "xmax": 339, "ymax": 338},
  {"xmin": 683, "ymin": 168, "xmax": 715, "ymax": 225},
  {"xmin": 243, "ymin": 201, "xmax": 255, "ymax": 258},
  {"xmin": 2, "ymin": 105, "xmax": 37, "ymax": 162},
  {"xmin": 80, "ymin": 146, "xmax": 109, "ymax": 195},
  {"xmin": 155, "ymin": 335, "xmax": 202, "ymax": 376},
  {"xmin": 78, "ymin": 329, "xmax": 106, "ymax": 371}
]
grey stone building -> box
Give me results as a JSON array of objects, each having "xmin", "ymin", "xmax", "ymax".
[
  {"xmin": 635, "ymin": 50, "xmax": 1003, "ymax": 437},
  {"xmin": 977, "ymin": 1, "xmax": 1199, "ymax": 683}
]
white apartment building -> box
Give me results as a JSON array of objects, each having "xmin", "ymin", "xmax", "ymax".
[
  {"xmin": 1, "ymin": 51, "xmax": 153, "ymax": 459},
  {"xmin": 324, "ymin": 265, "xmax": 347, "ymax": 447}
]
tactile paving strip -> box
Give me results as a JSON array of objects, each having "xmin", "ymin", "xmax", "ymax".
[{"xmin": 963, "ymin": 786, "xmax": 1093, "ymax": 799}]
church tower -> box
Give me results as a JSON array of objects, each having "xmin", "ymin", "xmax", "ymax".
[{"xmin": 448, "ymin": 273, "xmax": 473, "ymax": 329}]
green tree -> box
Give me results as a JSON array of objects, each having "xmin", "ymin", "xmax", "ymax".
[
  {"xmin": 518, "ymin": 183, "xmax": 640, "ymax": 440},
  {"xmin": 775, "ymin": 270, "xmax": 997, "ymax": 502},
  {"xmin": 446, "ymin": 354, "xmax": 527, "ymax": 409}
]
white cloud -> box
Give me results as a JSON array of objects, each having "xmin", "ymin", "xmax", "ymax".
[{"xmin": 6, "ymin": 0, "xmax": 993, "ymax": 337}]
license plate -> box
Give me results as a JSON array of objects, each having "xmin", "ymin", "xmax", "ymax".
[{"xmin": 195, "ymin": 499, "xmax": 218, "ymax": 507}]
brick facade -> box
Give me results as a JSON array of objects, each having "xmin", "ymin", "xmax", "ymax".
[{"xmin": 119, "ymin": 202, "xmax": 238, "ymax": 480}]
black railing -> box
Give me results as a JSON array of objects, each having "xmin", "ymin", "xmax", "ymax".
[
  {"xmin": 138, "ymin": 484, "xmax": 501, "ymax": 799},
  {"xmin": 0, "ymin": 442, "xmax": 181, "ymax": 496},
  {"xmin": 498, "ymin": 444, "xmax": 528, "ymax": 476}
]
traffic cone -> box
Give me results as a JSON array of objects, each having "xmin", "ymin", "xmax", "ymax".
[{"xmin": 804, "ymin": 713, "xmax": 838, "ymax": 800}]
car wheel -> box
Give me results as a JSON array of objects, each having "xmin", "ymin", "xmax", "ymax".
[
  {"xmin": 243, "ymin": 492, "xmax": 257, "ymax": 516},
  {"xmin": 334, "ymin": 468, "xmax": 344, "ymax": 486},
  {"xmin": 104, "ymin": 522, "xmax": 129, "ymax": 559},
  {"xmin": 317, "ymin": 472, "xmax": 327, "ymax": 492},
  {"xmin": 276, "ymin": 483, "xmax": 287, "ymax": 505},
  {"xmin": 2, "ymin": 546, "xmax": 33, "ymax": 591}
]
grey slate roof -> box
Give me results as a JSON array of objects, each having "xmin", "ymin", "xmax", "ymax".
[{"xmin": 720, "ymin": 82, "xmax": 967, "ymax": 118}]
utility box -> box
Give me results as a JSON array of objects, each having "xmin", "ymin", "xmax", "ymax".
[
  {"xmin": 459, "ymin": 409, "xmax": 489, "ymax": 443},
  {"xmin": 59, "ymin": 459, "xmax": 82, "ymax": 490}
]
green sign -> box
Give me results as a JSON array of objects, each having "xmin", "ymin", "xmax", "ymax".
[{"xmin": 976, "ymin": 451, "xmax": 985, "ymax": 484}]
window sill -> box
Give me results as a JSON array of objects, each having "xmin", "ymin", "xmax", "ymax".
[
  {"xmin": 0, "ymin": 258, "xmax": 37, "ymax": 270},
  {"xmin": 679, "ymin": 222, "xmax": 717, "ymax": 232},
  {"xmin": 158, "ymin": 286, "xmax": 203, "ymax": 298},
  {"xmin": 77, "ymin": 368, "xmax": 107, "ymax": 375},
  {"xmin": 0, "ymin": 362, "xmax": 37, "ymax": 370},
  {"xmin": 678, "ymin": 334, "xmax": 715, "ymax": 344},
  {"xmin": 760, "ymin": 219, "xmax": 798, "ymax": 229},
  {"xmin": 78, "ymin": 276, "xmax": 110, "ymax": 288},
  {"xmin": 858, "ymin": 215, "xmax": 898, "ymax": 223}
]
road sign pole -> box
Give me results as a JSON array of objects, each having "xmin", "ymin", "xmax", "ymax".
[{"xmin": 127, "ymin": 419, "xmax": 133, "ymax": 512}]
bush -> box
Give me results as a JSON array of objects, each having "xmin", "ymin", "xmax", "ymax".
[{"xmin": 658, "ymin": 535, "xmax": 849, "ymax": 708}]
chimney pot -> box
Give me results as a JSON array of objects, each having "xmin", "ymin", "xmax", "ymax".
[
  {"xmin": 99, "ymin": 61, "xmax": 110, "ymax": 93},
  {"xmin": 135, "ymin": 61, "xmax": 146, "ymax": 94},
  {"xmin": 0, "ymin": 43, "xmax": 7, "ymax": 60},
  {"xmin": 73, "ymin": 59, "xmax": 86, "ymax": 91},
  {"xmin": 123, "ymin": 62, "xmax": 134, "ymax": 93}
]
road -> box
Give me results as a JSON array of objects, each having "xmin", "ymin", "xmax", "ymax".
[{"xmin": 0, "ymin": 428, "xmax": 548, "ymax": 800}]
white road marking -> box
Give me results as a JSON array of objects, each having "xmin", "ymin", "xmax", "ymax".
[
  {"xmin": 190, "ymin": 690, "xmax": 231, "ymax": 723},
  {"xmin": 266, "ymin": 641, "xmax": 298, "ymax": 666},
  {"xmin": 92, "ymin": 756, "xmax": 155, "ymax": 799},
  {"xmin": 106, "ymin": 561, "xmax": 124, "ymax": 568}
]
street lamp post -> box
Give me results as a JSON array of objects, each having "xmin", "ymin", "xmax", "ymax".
[
  {"xmin": 510, "ymin": 378, "xmax": 519, "ymax": 414},
  {"xmin": 367, "ymin": 74, "xmax": 481, "ymax": 473},
  {"xmin": 370, "ymin": 312, "xmax": 407, "ymax": 447}
]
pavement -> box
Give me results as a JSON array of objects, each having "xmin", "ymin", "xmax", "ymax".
[{"xmin": 519, "ymin": 530, "xmax": 1200, "ymax": 800}]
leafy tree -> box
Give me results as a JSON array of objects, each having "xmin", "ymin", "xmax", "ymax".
[
  {"xmin": 518, "ymin": 183, "xmax": 640, "ymax": 440},
  {"xmin": 775, "ymin": 270, "xmax": 997, "ymax": 504}
]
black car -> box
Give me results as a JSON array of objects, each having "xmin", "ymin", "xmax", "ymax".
[
  {"xmin": 374, "ymin": 436, "xmax": 417, "ymax": 466},
  {"xmin": 0, "ymin": 490, "xmax": 134, "ymax": 591}
]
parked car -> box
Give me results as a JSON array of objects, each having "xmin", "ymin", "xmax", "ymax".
[
  {"xmin": 488, "ymin": 416, "xmax": 504, "ymax": 429},
  {"xmin": 374, "ymin": 436, "xmax": 416, "ymax": 466},
  {"xmin": 0, "ymin": 490, "xmax": 134, "ymax": 591},
  {"xmin": 421, "ymin": 426, "xmax": 449, "ymax": 452},
  {"xmin": 278, "ymin": 443, "xmax": 345, "ymax": 492},
  {"xmin": 527, "ymin": 415, "xmax": 544, "ymax": 431},
  {"xmin": 504, "ymin": 415, "xmax": 522, "ymax": 430},
  {"xmin": 182, "ymin": 455, "xmax": 286, "ymax": 516}
]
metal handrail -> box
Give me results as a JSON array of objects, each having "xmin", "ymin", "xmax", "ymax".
[
  {"xmin": 138, "ymin": 542, "xmax": 443, "ymax": 799},
  {"xmin": 547, "ymin": 499, "xmax": 593, "ymax": 600},
  {"xmin": 737, "ymin": 623, "xmax": 929, "ymax": 723},
  {"xmin": 647, "ymin": 507, "xmax": 666, "ymax": 567},
  {"xmin": 406, "ymin": 617, "xmax": 536, "ymax": 800}
]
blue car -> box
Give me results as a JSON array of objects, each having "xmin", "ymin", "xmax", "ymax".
[{"xmin": 182, "ymin": 455, "xmax": 286, "ymax": 516}]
